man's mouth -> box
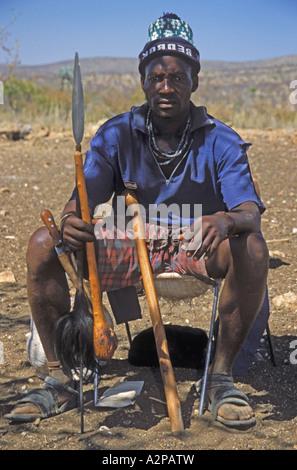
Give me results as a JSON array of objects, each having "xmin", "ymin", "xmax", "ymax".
[{"xmin": 158, "ymin": 100, "xmax": 176, "ymax": 108}]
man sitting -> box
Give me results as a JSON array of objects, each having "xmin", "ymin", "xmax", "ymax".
[{"xmin": 5, "ymin": 13, "xmax": 268, "ymax": 428}]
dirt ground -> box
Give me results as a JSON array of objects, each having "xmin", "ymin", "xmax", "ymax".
[{"xmin": 0, "ymin": 126, "xmax": 296, "ymax": 451}]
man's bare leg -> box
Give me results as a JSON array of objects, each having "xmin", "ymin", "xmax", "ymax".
[
  {"xmin": 8, "ymin": 227, "xmax": 73, "ymax": 417},
  {"xmin": 205, "ymin": 232, "xmax": 269, "ymax": 423}
]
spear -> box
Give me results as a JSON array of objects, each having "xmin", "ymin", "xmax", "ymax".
[{"xmin": 72, "ymin": 52, "xmax": 118, "ymax": 361}]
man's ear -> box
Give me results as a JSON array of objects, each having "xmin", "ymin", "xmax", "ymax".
[
  {"xmin": 140, "ymin": 75, "xmax": 145, "ymax": 91},
  {"xmin": 191, "ymin": 74, "xmax": 199, "ymax": 93}
]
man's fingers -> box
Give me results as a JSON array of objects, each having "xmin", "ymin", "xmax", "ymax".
[
  {"xmin": 180, "ymin": 213, "xmax": 232, "ymax": 261},
  {"xmin": 62, "ymin": 217, "xmax": 96, "ymax": 251},
  {"xmin": 68, "ymin": 216, "xmax": 95, "ymax": 234},
  {"xmin": 64, "ymin": 232, "xmax": 95, "ymax": 251},
  {"xmin": 65, "ymin": 237, "xmax": 85, "ymax": 251},
  {"xmin": 185, "ymin": 231, "xmax": 215, "ymax": 260},
  {"xmin": 190, "ymin": 233, "xmax": 224, "ymax": 261},
  {"xmin": 69, "ymin": 227, "xmax": 95, "ymax": 242},
  {"xmin": 180, "ymin": 227, "xmax": 202, "ymax": 252},
  {"xmin": 203, "ymin": 237, "xmax": 222, "ymax": 260}
]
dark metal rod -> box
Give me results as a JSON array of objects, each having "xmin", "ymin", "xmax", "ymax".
[
  {"xmin": 125, "ymin": 322, "xmax": 132, "ymax": 346},
  {"xmin": 80, "ymin": 357, "xmax": 84, "ymax": 434},
  {"xmin": 266, "ymin": 323, "xmax": 277, "ymax": 367},
  {"xmin": 199, "ymin": 282, "xmax": 220, "ymax": 415}
]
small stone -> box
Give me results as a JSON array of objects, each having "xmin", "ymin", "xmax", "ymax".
[
  {"xmin": 0, "ymin": 271, "xmax": 16, "ymax": 283},
  {"xmin": 272, "ymin": 291, "xmax": 297, "ymax": 309}
]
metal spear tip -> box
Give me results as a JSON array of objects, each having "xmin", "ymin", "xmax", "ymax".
[{"xmin": 72, "ymin": 52, "xmax": 85, "ymax": 149}]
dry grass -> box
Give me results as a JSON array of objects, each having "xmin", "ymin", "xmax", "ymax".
[{"xmin": 1, "ymin": 55, "xmax": 296, "ymax": 131}]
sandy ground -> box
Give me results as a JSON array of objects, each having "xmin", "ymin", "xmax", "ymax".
[{"xmin": 0, "ymin": 127, "xmax": 297, "ymax": 451}]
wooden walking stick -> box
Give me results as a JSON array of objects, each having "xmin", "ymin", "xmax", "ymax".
[
  {"xmin": 72, "ymin": 52, "xmax": 118, "ymax": 361},
  {"xmin": 123, "ymin": 187, "xmax": 184, "ymax": 433}
]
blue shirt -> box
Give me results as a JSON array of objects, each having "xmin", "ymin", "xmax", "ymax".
[{"xmin": 74, "ymin": 102, "xmax": 265, "ymax": 226}]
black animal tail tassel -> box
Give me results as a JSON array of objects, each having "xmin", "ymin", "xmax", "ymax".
[{"xmin": 54, "ymin": 289, "xmax": 98, "ymax": 379}]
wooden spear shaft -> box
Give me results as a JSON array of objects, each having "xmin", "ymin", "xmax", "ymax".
[{"xmin": 74, "ymin": 150, "xmax": 118, "ymax": 360}]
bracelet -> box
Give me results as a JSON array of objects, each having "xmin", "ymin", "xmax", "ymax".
[
  {"xmin": 60, "ymin": 211, "xmax": 76, "ymax": 230},
  {"xmin": 59, "ymin": 212, "xmax": 76, "ymax": 240},
  {"xmin": 47, "ymin": 360, "xmax": 62, "ymax": 371},
  {"xmin": 60, "ymin": 212, "xmax": 76, "ymax": 227},
  {"xmin": 217, "ymin": 211, "xmax": 236, "ymax": 237}
]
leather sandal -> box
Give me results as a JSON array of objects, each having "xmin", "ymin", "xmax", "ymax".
[
  {"xmin": 196, "ymin": 374, "xmax": 256, "ymax": 429},
  {"xmin": 4, "ymin": 376, "xmax": 79, "ymax": 423}
]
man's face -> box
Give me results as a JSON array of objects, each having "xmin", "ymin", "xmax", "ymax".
[{"xmin": 141, "ymin": 55, "xmax": 198, "ymax": 120}]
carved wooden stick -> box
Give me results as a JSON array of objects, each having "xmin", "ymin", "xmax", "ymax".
[{"xmin": 123, "ymin": 188, "xmax": 184, "ymax": 432}]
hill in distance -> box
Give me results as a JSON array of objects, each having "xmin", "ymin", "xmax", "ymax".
[
  {"xmin": 1, "ymin": 54, "xmax": 296, "ymax": 129},
  {"xmin": 1, "ymin": 54, "xmax": 296, "ymax": 80}
]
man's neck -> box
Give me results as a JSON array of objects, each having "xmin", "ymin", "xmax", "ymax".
[{"xmin": 151, "ymin": 106, "xmax": 191, "ymax": 137}]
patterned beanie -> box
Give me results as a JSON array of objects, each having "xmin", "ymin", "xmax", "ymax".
[{"xmin": 138, "ymin": 13, "xmax": 200, "ymax": 76}]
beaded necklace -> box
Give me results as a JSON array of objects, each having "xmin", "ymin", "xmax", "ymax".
[{"xmin": 146, "ymin": 109, "xmax": 193, "ymax": 170}]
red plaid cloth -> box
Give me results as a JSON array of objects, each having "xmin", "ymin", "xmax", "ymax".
[{"xmin": 95, "ymin": 220, "xmax": 213, "ymax": 292}]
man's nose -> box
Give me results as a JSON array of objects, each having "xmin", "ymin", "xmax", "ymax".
[{"xmin": 160, "ymin": 78, "xmax": 174, "ymax": 92}]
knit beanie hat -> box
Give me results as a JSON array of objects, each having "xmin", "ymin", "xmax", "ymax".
[{"xmin": 138, "ymin": 13, "xmax": 201, "ymax": 76}]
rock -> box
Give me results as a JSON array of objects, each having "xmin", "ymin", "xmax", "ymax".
[
  {"xmin": 0, "ymin": 209, "xmax": 9, "ymax": 216},
  {"xmin": 36, "ymin": 127, "xmax": 50, "ymax": 138},
  {"xmin": 269, "ymin": 250, "xmax": 286, "ymax": 258},
  {"xmin": 0, "ymin": 271, "xmax": 16, "ymax": 283},
  {"xmin": 272, "ymin": 291, "xmax": 297, "ymax": 309}
]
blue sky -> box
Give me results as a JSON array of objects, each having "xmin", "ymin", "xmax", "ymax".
[{"xmin": 0, "ymin": 0, "xmax": 296, "ymax": 65}]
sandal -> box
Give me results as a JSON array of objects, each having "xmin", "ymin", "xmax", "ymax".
[
  {"xmin": 4, "ymin": 376, "xmax": 79, "ymax": 423},
  {"xmin": 196, "ymin": 374, "xmax": 256, "ymax": 429}
]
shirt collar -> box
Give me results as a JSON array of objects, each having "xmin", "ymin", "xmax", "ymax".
[{"xmin": 132, "ymin": 101, "xmax": 214, "ymax": 134}]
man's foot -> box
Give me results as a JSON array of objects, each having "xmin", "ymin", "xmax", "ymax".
[
  {"xmin": 196, "ymin": 374, "xmax": 256, "ymax": 429},
  {"xmin": 5, "ymin": 369, "xmax": 78, "ymax": 422}
]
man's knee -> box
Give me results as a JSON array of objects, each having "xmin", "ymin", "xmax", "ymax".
[
  {"xmin": 26, "ymin": 226, "xmax": 56, "ymax": 271},
  {"xmin": 206, "ymin": 232, "xmax": 269, "ymax": 280},
  {"xmin": 231, "ymin": 232, "xmax": 269, "ymax": 281},
  {"xmin": 240, "ymin": 232, "xmax": 268, "ymax": 267}
]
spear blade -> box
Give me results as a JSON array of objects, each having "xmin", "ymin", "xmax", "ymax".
[{"xmin": 72, "ymin": 52, "xmax": 84, "ymax": 147}]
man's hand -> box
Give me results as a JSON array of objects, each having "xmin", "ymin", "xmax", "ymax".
[
  {"xmin": 179, "ymin": 212, "xmax": 234, "ymax": 261},
  {"xmin": 61, "ymin": 214, "xmax": 96, "ymax": 252},
  {"xmin": 179, "ymin": 202, "xmax": 261, "ymax": 261}
]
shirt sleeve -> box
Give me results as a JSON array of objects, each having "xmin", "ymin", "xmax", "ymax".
[{"xmin": 216, "ymin": 140, "xmax": 266, "ymax": 214}]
